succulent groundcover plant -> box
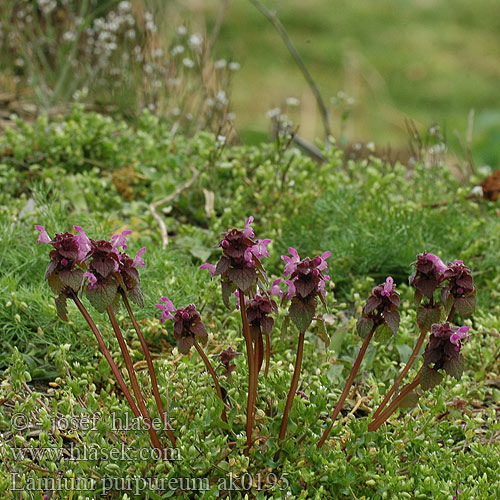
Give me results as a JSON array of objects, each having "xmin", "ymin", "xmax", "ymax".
[{"xmin": 36, "ymin": 220, "xmax": 475, "ymax": 458}]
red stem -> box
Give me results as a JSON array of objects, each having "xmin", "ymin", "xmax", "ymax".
[
  {"xmin": 318, "ymin": 327, "xmax": 375, "ymax": 448},
  {"xmin": 239, "ymin": 290, "xmax": 255, "ymax": 447},
  {"xmin": 121, "ymin": 292, "xmax": 176, "ymax": 447},
  {"xmin": 278, "ymin": 330, "xmax": 305, "ymax": 443},
  {"xmin": 193, "ymin": 339, "xmax": 228, "ymax": 422},
  {"xmin": 107, "ymin": 306, "xmax": 163, "ymax": 452},
  {"xmin": 264, "ymin": 333, "xmax": 271, "ymax": 378},
  {"xmin": 368, "ymin": 368, "xmax": 422, "ymax": 432},
  {"xmin": 372, "ymin": 328, "xmax": 426, "ymax": 421},
  {"xmin": 70, "ymin": 293, "xmax": 140, "ymax": 418}
]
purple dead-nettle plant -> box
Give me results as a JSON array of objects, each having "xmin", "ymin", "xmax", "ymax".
[
  {"xmin": 35, "ymin": 225, "xmax": 174, "ymax": 452},
  {"xmin": 156, "ymin": 298, "xmax": 228, "ymax": 422},
  {"xmin": 318, "ymin": 276, "xmax": 400, "ymax": 448},
  {"xmin": 278, "ymin": 248, "xmax": 331, "ymax": 447},
  {"xmin": 200, "ymin": 216, "xmax": 273, "ymax": 448},
  {"xmin": 371, "ymin": 252, "xmax": 476, "ymax": 426},
  {"xmin": 35, "ymin": 225, "xmax": 91, "ymax": 319},
  {"xmin": 369, "ymin": 322, "xmax": 470, "ymax": 431}
]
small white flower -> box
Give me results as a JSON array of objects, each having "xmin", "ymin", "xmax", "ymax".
[
  {"xmin": 216, "ymin": 90, "xmax": 228, "ymax": 105},
  {"xmin": 171, "ymin": 45, "xmax": 184, "ymax": 56},
  {"xmin": 216, "ymin": 135, "xmax": 226, "ymax": 146},
  {"xmin": 225, "ymin": 112, "xmax": 236, "ymax": 120},
  {"xmin": 176, "ymin": 26, "xmax": 187, "ymax": 36},
  {"xmin": 126, "ymin": 29, "xmax": 136, "ymax": 40},
  {"xmin": 189, "ymin": 33, "xmax": 203, "ymax": 48},
  {"xmin": 228, "ymin": 61, "xmax": 240, "ymax": 71},
  {"xmin": 118, "ymin": 1, "xmax": 131, "ymax": 13},
  {"xmin": 214, "ymin": 59, "xmax": 227, "ymax": 69},
  {"xmin": 286, "ymin": 97, "xmax": 300, "ymax": 107},
  {"xmin": 266, "ymin": 107, "xmax": 281, "ymax": 119},
  {"xmin": 182, "ymin": 58, "xmax": 194, "ymax": 68},
  {"xmin": 205, "ymin": 98, "xmax": 215, "ymax": 107}
]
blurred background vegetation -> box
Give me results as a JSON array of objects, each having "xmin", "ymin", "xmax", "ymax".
[{"xmin": 1, "ymin": 0, "xmax": 500, "ymax": 166}]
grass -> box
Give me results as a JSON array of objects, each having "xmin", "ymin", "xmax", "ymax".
[
  {"xmin": 194, "ymin": 0, "xmax": 500, "ymax": 162},
  {"xmin": 0, "ymin": 110, "xmax": 499, "ymax": 498}
]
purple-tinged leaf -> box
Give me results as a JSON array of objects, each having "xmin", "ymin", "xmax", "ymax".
[
  {"xmin": 420, "ymin": 365, "xmax": 443, "ymax": 390},
  {"xmin": 47, "ymin": 274, "xmax": 65, "ymax": 295},
  {"xmin": 221, "ymin": 280, "xmax": 233, "ymax": 309},
  {"xmin": 374, "ymin": 323, "xmax": 393, "ymax": 343},
  {"xmin": 59, "ymin": 269, "xmax": 84, "ymax": 292},
  {"xmin": 356, "ymin": 316, "xmax": 374, "ymax": 339},
  {"xmin": 128, "ymin": 286, "xmax": 144, "ymax": 308},
  {"xmin": 55, "ymin": 295, "xmax": 68, "ymax": 322},
  {"xmin": 398, "ymin": 391, "xmax": 419, "ymax": 409},
  {"xmin": 85, "ymin": 280, "xmax": 118, "ymax": 313},
  {"xmin": 227, "ymin": 267, "xmax": 256, "ymax": 291},
  {"xmin": 383, "ymin": 310, "xmax": 400, "ymax": 335},
  {"xmin": 289, "ymin": 297, "xmax": 317, "ymax": 333},
  {"xmin": 364, "ymin": 295, "xmax": 382, "ymax": 314},
  {"xmin": 443, "ymin": 354, "xmax": 465, "ymax": 380},
  {"xmin": 454, "ymin": 295, "xmax": 476, "ymax": 317},
  {"xmin": 417, "ymin": 305, "xmax": 442, "ymax": 333},
  {"xmin": 177, "ymin": 337, "xmax": 194, "ymax": 354}
]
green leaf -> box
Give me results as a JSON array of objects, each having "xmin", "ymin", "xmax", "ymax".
[
  {"xmin": 227, "ymin": 267, "xmax": 256, "ymax": 291},
  {"xmin": 454, "ymin": 294, "xmax": 476, "ymax": 317},
  {"xmin": 356, "ymin": 316, "xmax": 374, "ymax": 339},
  {"xmin": 316, "ymin": 317, "xmax": 330, "ymax": 348},
  {"xmin": 59, "ymin": 269, "xmax": 84, "ymax": 292},
  {"xmin": 86, "ymin": 281, "xmax": 118, "ymax": 313},
  {"xmin": 280, "ymin": 314, "xmax": 290, "ymax": 341},
  {"xmin": 383, "ymin": 310, "xmax": 400, "ymax": 335},
  {"xmin": 398, "ymin": 390, "xmax": 419, "ymax": 409},
  {"xmin": 289, "ymin": 297, "xmax": 317, "ymax": 333},
  {"xmin": 221, "ymin": 280, "xmax": 233, "ymax": 309},
  {"xmin": 47, "ymin": 274, "xmax": 65, "ymax": 295},
  {"xmin": 417, "ymin": 304, "xmax": 442, "ymax": 333},
  {"xmin": 420, "ymin": 365, "xmax": 443, "ymax": 390},
  {"xmin": 128, "ymin": 286, "xmax": 144, "ymax": 308},
  {"xmin": 55, "ymin": 295, "xmax": 68, "ymax": 322},
  {"xmin": 443, "ymin": 354, "xmax": 465, "ymax": 380},
  {"xmin": 374, "ymin": 323, "xmax": 392, "ymax": 343}
]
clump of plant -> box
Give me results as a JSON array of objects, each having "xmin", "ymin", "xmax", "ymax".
[
  {"xmin": 35, "ymin": 224, "xmax": 175, "ymax": 454},
  {"xmin": 36, "ymin": 220, "xmax": 476, "ymax": 461}
]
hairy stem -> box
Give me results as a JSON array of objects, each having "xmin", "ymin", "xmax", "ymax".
[
  {"xmin": 122, "ymin": 292, "xmax": 176, "ymax": 447},
  {"xmin": 318, "ymin": 327, "xmax": 375, "ymax": 448},
  {"xmin": 278, "ymin": 330, "xmax": 305, "ymax": 443},
  {"xmin": 193, "ymin": 339, "xmax": 228, "ymax": 422},
  {"xmin": 70, "ymin": 292, "xmax": 140, "ymax": 418},
  {"xmin": 239, "ymin": 290, "xmax": 256, "ymax": 447},
  {"xmin": 368, "ymin": 368, "xmax": 422, "ymax": 432},
  {"xmin": 106, "ymin": 306, "xmax": 163, "ymax": 452}
]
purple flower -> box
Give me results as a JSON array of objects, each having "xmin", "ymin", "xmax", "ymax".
[
  {"xmin": 199, "ymin": 263, "xmax": 216, "ymax": 277},
  {"xmin": 246, "ymin": 294, "xmax": 277, "ymax": 339},
  {"xmin": 242, "ymin": 216, "xmax": 255, "ymax": 238},
  {"xmin": 73, "ymin": 226, "xmax": 91, "ymax": 262},
  {"xmin": 156, "ymin": 299, "xmax": 208, "ymax": 354},
  {"xmin": 360, "ymin": 276, "xmax": 400, "ymax": 335},
  {"xmin": 156, "ymin": 297, "xmax": 176, "ymax": 322},
  {"xmin": 442, "ymin": 260, "xmax": 475, "ymax": 298},
  {"xmin": 281, "ymin": 249, "xmax": 330, "ymax": 300},
  {"xmin": 200, "ymin": 216, "xmax": 270, "ymax": 293},
  {"xmin": 132, "ymin": 247, "xmax": 146, "ymax": 268},
  {"xmin": 88, "ymin": 240, "xmax": 120, "ymax": 278},
  {"xmin": 423, "ymin": 322, "xmax": 470, "ymax": 377},
  {"xmin": 409, "ymin": 252, "xmax": 447, "ymax": 298},
  {"xmin": 269, "ymin": 278, "xmax": 283, "ymax": 298},
  {"xmin": 111, "ymin": 229, "xmax": 132, "ymax": 250},
  {"xmin": 35, "ymin": 225, "xmax": 51, "ymax": 244},
  {"xmin": 83, "ymin": 272, "xmax": 98, "ymax": 289},
  {"xmin": 282, "ymin": 247, "xmax": 301, "ymax": 277}
]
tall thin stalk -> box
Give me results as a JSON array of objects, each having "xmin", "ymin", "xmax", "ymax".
[
  {"xmin": 106, "ymin": 306, "xmax": 163, "ymax": 451},
  {"xmin": 318, "ymin": 327, "xmax": 375, "ymax": 448},
  {"xmin": 193, "ymin": 339, "xmax": 228, "ymax": 423},
  {"xmin": 122, "ymin": 292, "xmax": 176, "ymax": 447},
  {"xmin": 368, "ymin": 368, "xmax": 423, "ymax": 432},
  {"xmin": 70, "ymin": 292, "xmax": 140, "ymax": 418},
  {"xmin": 372, "ymin": 305, "xmax": 455, "ymax": 421},
  {"xmin": 278, "ymin": 330, "xmax": 305, "ymax": 443},
  {"xmin": 239, "ymin": 290, "xmax": 255, "ymax": 447}
]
